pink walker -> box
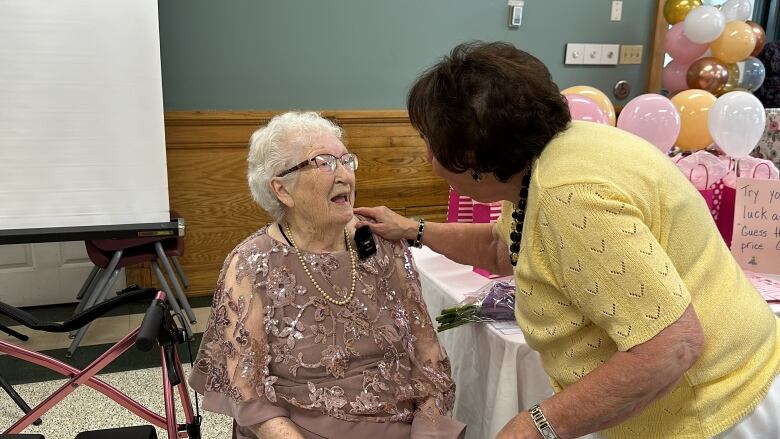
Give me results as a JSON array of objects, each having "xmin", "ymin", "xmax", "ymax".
[{"xmin": 0, "ymin": 287, "xmax": 202, "ymax": 438}]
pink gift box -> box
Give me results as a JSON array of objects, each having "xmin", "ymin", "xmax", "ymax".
[{"xmin": 447, "ymin": 188, "xmax": 503, "ymax": 278}]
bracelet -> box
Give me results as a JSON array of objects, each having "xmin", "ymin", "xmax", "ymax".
[
  {"xmin": 529, "ymin": 403, "xmax": 560, "ymax": 439},
  {"xmin": 406, "ymin": 218, "xmax": 426, "ymax": 248}
]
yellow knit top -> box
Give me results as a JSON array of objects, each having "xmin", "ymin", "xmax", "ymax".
[{"xmin": 496, "ymin": 121, "xmax": 780, "ymax": 438}]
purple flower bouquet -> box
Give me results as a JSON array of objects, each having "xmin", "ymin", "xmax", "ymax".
[{"xmin": 435, "ymin": 281, "xmax": 516, "ymax": 332}]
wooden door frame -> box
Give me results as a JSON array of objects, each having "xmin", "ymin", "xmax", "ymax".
[{"xmin": 648, "ymin": 0, "xmax": 669, "ymax": 93}]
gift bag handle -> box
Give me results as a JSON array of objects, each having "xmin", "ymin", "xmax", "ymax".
[
  {"xmin": 752, "ymin": 162, "xmax": 772, "ymax": 180},
  {"xmin": 688, "ymin": 163, "xmax": 710, "ymax": 189}
]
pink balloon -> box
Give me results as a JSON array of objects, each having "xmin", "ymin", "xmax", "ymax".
[
  {"xmin": 665, "ymin": 22, "xmax": 709, "ymax": 63},
  {"xmin": 565, "ymin": 94, "xmax": 609, "ymax": 124},
  {"xmin": 662, "ymin": 60, "xmax": 693, "ymax": 95},
  {"xmin": 617, "ymin": 93, "xmax": 681, "ymax": 153}
]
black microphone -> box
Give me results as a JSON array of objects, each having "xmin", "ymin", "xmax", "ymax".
[{"xmin": 354, "ymin": 225, "xmax": 377, "ymax": 260}]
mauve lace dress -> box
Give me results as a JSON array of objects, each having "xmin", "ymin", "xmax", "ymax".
[{"xmin": 189, "ymin": 226, "xmax": 466, "ymax": 439}]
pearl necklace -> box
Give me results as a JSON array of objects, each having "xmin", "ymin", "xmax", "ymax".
[{"xmin": 284, "ymin": 224, "xmax": 357, "ymax": 306}]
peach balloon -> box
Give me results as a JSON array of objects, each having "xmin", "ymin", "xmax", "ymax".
[
  {"xmin": 561, "ymin": 86, "xmax": 616, "ymax": 126},
  {"xmin": 671, "ymin": 89, "xmax": 717, "ymax": 151},
  {"xmin": 710, "ymin": 21, "xmax": 757, "ymax": 63}
]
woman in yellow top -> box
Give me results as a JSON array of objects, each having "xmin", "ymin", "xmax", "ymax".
[{"xmin": 355, "ymin": 41, "xmax": 780, "ymax": 439}]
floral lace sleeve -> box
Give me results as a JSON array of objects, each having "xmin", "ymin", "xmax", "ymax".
[
  {"xmin": 393, "ymin": 242, "xmax": 466, "ymax": 438},
  {"xmin": 188, "ymin": 244, "xmax": 287, "ymax": 428}
]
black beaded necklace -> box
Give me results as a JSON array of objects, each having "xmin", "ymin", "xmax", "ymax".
[{"xmin": 509, "ymin": 171, "xmax": 532, "ymax": 266}]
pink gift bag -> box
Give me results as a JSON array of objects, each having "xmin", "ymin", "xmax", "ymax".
[
  {"xmin": 684, "ymin": 164, "xmax": 729, "ymax": 244},
  {"xmin": 447, "ymin": 188, "xmax": 503, "ymax": 278},
  {"xmin": 688, "ymin": 164, "xmax": 716, "ymax": 212},
  {"xmin": 711, "ymin": 181, "xmax": 736, "ymax": 248},
  {"xmin": 711, "ymin": 162, "xmax": 773, "ymax": 248}
]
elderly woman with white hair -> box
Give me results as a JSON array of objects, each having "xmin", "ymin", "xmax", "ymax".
[{"xmin": 188, "ymin": 111, "xmax": 465, "ymax": 439}]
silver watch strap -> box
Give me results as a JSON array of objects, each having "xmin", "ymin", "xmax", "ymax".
[{"xmin": 529, "ymin": 403, "xmax": 560, "ymax": 439}]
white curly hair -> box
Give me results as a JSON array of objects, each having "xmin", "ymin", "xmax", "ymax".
[{"xmin": 247, "ymin": 111, "xmax": 343, "ymax": 222}]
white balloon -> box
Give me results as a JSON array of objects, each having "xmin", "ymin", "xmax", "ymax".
[
  {"xmin": 707, "ymin": 91, "xmax": 766, "ymax": 158},
  {"xmin": 720, "ymin": 0, "xmax": 753, "ymax": 21},
  {"xmin": 683, "ymin": 6, "xmax": 726, "ymax": 44}
]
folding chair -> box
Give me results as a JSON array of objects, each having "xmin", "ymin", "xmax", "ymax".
[{"xmin": 67, "ymin": 236, "xmax": 194, "ymax": 357}]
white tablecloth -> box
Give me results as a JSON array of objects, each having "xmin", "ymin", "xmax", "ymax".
[
  {"xmin": 411, "ymin": 247, "xmax": 780, "ymax": 439},
  {"xmin": 411, "ymin": 247, "xmax": 552, "ymax": 439}
]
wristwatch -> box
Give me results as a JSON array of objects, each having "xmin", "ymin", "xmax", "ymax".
[{"xmin": 529, "ymin": 403, "xmax": 560, "ymax": 439}]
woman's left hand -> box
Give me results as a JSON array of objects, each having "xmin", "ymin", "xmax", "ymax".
[{"xmin": 496, "ymin": 413, "xmax": 540, "ymax": 439}]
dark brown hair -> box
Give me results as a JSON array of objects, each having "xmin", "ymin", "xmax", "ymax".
[{"xmin": 407, "ymin": 41, "xmax": 571, "ymax": 182}]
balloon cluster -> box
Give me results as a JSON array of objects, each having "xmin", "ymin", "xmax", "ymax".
[
  {"xmin": 662, "ymin": 0, "xmax": 766, "ymax": 97},
  {"xmin": 661, "ymin": 0, "xmax": 767, "ymax": 157},
  {"xmin": 563, "ymin": 85, "xmax": 765, "ymax": 158},
  {"xmin": 562, "ymin": 0, "xmax": 768, "ymax": 159}
]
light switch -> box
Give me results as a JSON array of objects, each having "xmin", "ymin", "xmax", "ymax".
[
  {"xmin": 611, "ymin": 1, "xmax": 623, "ymax": 21},
  {"xmin": 565, "ymin": 43, "xmax": 585, "ymax": 65},
  {"xmin": 584, "ymin": 44, "xmax": 602, "ymax": 65},
  {"xmin": 619, "ymin": 45, "xmax": 643, "ymax": 65},
  {"xmin": 507, "ymin": 0, "xmax": 524, "ymax": 28},
  {"xmin": 601, "ymin": 44, "xmax": 620, "ymax": 65}
]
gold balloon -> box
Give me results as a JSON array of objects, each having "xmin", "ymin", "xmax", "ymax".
[
  {"xmin": 715, "ymin": 62, "xmax": 741, "ymax": 96},
  {"xmin": 710, "ymin": 21, "xmax": 757, "ymax": 63},
  {"xmin": 671, "ymin": 89, "xmax": 716, "ymax": 151},
  {"xmin": 746, "ymin": 21, "xmax": 767, "ymax": 57},
  {"xmin": 686, "ymin": 57, "xmax": 729, "ymax": 93},
  {"xmin": 664, "ymin": 0, "xmax": 703, "ymax": 25},
  {"xmin": 561, "ymin": 86, "xmax": 616, "ymax": 126}
]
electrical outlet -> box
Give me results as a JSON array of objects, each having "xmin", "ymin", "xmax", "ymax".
[
  {"xmin": 619, "ymin": 45, "xmax": 643, "ymax": 65},
  {"xmin": 584, "ymin": 44, "xmax": 602, "ymax": 65},
  {"xmin": 601, "ymin": 44, "xmax": 620, "ymax": 65},
  {"xmin": 611, "ymin": 1, "xmax": 623, "ymax": 21},
  {"xmin": 565, "ymin": 43, "xmax": 585, "ymax": 65}
]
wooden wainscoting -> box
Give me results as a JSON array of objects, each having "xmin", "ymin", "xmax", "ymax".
[{"xmin": 125, "ymin": 110, "xmax": 449, "ymax": 297}]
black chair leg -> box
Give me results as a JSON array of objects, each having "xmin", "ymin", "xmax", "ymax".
[{"xmin": 0, "ymin": 374, "xmax": 42, "ymax": 426}]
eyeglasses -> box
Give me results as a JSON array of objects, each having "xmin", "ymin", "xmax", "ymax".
[{"xmin": 276, "ymin": 153, "xmax": 359, "ymax": 178}]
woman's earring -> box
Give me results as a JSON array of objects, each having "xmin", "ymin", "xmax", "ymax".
[{"xmin": 471, "ymin": 170, "xmax": 483, "ymax": 182}]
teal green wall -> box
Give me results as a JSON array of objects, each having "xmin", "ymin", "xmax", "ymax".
[{"xmin": 158, "ymin": 0, "xmax": 657, "ymax": 110}]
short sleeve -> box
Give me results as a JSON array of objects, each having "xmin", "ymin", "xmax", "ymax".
[
  {"xmin": 538, "ymin": 184, "xmax": 691, "ymax": 351},
  {"xmin": 188, "ymin": 247, "xmax": 289, "ymax": 427}
]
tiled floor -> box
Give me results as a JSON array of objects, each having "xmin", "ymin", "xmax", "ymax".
[{"xmin": 0, "ymin": 365, "xmax": 232, "ymax": 438}]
